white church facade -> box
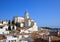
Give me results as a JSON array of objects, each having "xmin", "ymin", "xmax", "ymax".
[{"xmin": 13, "ymin": 10, "xmax": 38, "ymax": 32}]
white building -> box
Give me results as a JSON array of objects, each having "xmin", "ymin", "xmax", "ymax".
[
  {"xmin": 6, "ymin": 36, "xmax": 18, "ymax": 42},
  {"xmin": 14, "ymin": 10, "xmax": 38, "ymax": 31},
  {"xmin": 14, "ymin": 16, "xmax": 24, "ymax": 23},
  {"xmin": 0, "ymin": 26, "xmax": 9, "ymax": 34},
  {"xmin": 0, "ymin": 20, "xmax": 8, "ymax": 25},
  {"xmin": 3, "ymin": 20, "xmax": 8, "ymax": 25}
]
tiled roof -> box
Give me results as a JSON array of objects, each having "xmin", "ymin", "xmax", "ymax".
[
  {"xmin": 51, "ymin": 36, "xmax": 60, "ymax": 41},
  {"xmin": 0, "ymin": 34, "xmax": 3, "ymax": 40},
  {"xmin": 0, "ymin": 20, "xmax": 8, "ymax": 23},
  {"xmin": 0, "ymin": 20, "xmax": 2, "ymax": 23},
  {"xmin": 13, "ymin": 30, "xmax": 19, "ymax": 33},
  {"xmin": 17, "ymin": 27, "xmax": 28, "ymax": 30},
  {"xmin": 58, "ymin": 30, "xmax": 60, "ymax": 35},
  {"xmin": 0, "ymin": 34, "xmax": 6, "ymax": 40},
  {"xmin": 0, "ymin": 25, "xmax": 4, "ymax": 28}
]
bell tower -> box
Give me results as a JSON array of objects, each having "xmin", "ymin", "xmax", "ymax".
[
  {"xmin": 24, "ymin": 10, "xmax": 29, "ymax": 28},
  {"xmin": 24, "ymin": 10, "xmax": 29, "ymax": 19}
]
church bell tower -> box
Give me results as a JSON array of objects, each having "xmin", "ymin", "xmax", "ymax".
[
  {"xmin": 24, "ymin": 10, "xmax": 29, "ymax": 28},
  {"xmin": 24, "ymin": 10, "xmax": 29, "ymax": 19}
]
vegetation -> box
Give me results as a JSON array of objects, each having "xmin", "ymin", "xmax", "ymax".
[
  {"xmin": 15, "ymin": 22, "xmax": 20, "ymax": 27},
  {"xmin": 12, "ymin": 26, "xmax": 14, "ymax": 30},
  {"xmin": 8, "ymin": 25, "xmax": 11, "ymax": 31},
  {"xmin": 8, "ymin": 20, "xmax": 11, "ymax": 31},
  {"xmin": 8, "ymin": 20, "xmax": 11, "ymax": 24},
  {"xmin": 41, "ymin": 27, "xmax": 52, "ymax": 30},
  {"xmin": 12, "ymin": 20, "xmax": 15, "ymax": 24},
  {"xmin": 41, "ymin": 27, "xmax": 60, "ymax": 30}
]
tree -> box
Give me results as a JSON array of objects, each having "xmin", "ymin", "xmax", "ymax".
[
  {"xmin": 12, "ymin": 20, "xmax": 15, "ymax": 24},
  {"xmin": 8, "ymin": 25, "xmax": 11, "ymax": 31},
  {"xmin": 8, "ymin": 20, "xmax": 11, "ymax": 24},
  {"xmin": 41, "ymin": 27, "xmax": 52, "ymax": 30},
  {"xmin": 15, "ymin": 22, "xmax": 20, "ymax": 27},
  {"xmin": 8, "ymin": 20, "xmax": 11, "ymax": 31},
  {"xmin": 12, "ymin": 26, "xmax": 14, "ymax": 30}
]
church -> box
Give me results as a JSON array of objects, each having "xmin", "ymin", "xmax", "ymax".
[
  {"xmin": 13, "ymin": 10, "xmax": 38, "ymax": 32},
  {"xmin": 0, "ymin": 10, "xmax": 39, "ymax": 42}
]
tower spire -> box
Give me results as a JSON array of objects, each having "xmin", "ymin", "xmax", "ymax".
[{"xmin": 24, "ymin": 10, "xmax": 29, "ymax": 19}]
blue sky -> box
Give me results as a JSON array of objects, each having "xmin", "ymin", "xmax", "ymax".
[{"xmin": 0, "ymin": 0, "xmax": 60, "ymax": 28}]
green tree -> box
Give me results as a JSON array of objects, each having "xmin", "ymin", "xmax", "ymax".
[
  {"xmin": 8, "ymin": 20, "xmax": 11, "ymax": 31},
  {"xmin": 8, "ymin": 20, "xmax": 11, "ymax": 24},
  {"xmin": 8, "ymin": 25, "xmax": 11, "ymax": 31},
  {"xmin": 15, "ymin": 22, "xmax": 20, "ymax": 27},
  {"xmin": 12, "ymin": 26, "xmax": 14, "ymax": 30},
  {"xmin": 41, "ymin": 27, "xmax": 52, "ymax": 30},
  {"xmin": 12, "ymin": 20, "xmax": 15, "ymax": 24}
]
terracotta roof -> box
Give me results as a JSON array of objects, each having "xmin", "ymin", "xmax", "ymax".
[
  {"xmin": 58, "ymin": 30, "xmax": 60, "ymax": 35},
  {"xmin": 0, "ymin": 20, "xmax": 2, "ymax": 23},
  {"xmin": 0, "ymin": 20, "xmax": 8, "ymax": 23},
  {"xmin": 0, "ymin": 34, "xmax": 3, "ymax": 40},
  {"xmin": 38, "ymin": 30, "xmax": 49, "ymax": 35},
  {"xmin": 13, "ymin": 30, "xmax": 19, "ymax": 33},
  {"xmin": 17, "ymin": 27, "xmax": 28, "ymax": 30},
  {"xmin": 0, "ymin": 34, "xmax": 6, "ymax": 40},
  {"xmin": 5, "ymin": 33, "xmax": 31, "ymax": 37},
  {"xmin": 0, "ymin": 25, "xmax": 4, "ymax": 28},
  {"xmin": 20, "ymin": 27, "xmax": 28, "ymax": 29},
  {"xmin": 30, "ymin": 32, "xmax": 40, "ymax": 39},
  {"xmin": 51, "ymin": 36, "xmax": 60, "ymax": 41},
  {"xmin": 34, "ymin": 38, "xmax": 48, "ymax": 42},
  {"xmin": 18, "ymin": 33, "xmax": 31, "ymax": 35}
]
